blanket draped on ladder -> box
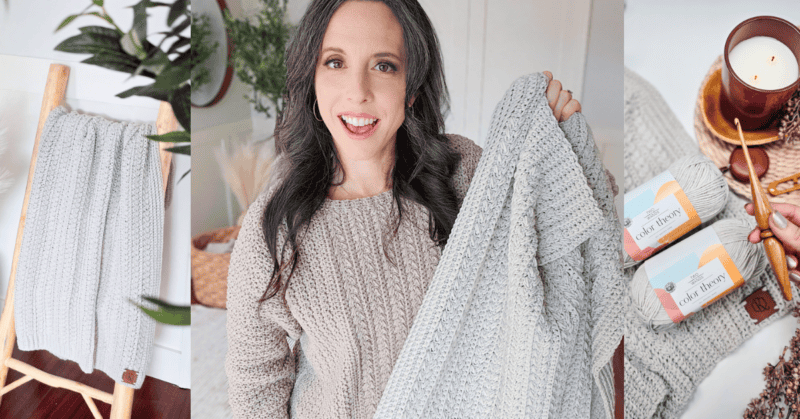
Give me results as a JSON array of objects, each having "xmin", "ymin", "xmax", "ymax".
[
  {"xmin": 374, "ymin": 73, "xmax": 623, "ymax": 419},
  {"xmin": 14, "ymin": 106, "xmax": 164, "ymax": 389}
]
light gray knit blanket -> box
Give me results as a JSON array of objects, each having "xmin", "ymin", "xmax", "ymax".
[
  {"xmin": 15, "ymin": 106, "xmax": 164, "ymax": 389},
  {"xmin": 374, "ymin": 73, "xmax": 623, "ymax": 419},
  {"xmin": 623, "ymin": 68, "xmax": 800, "ymax": 418}
]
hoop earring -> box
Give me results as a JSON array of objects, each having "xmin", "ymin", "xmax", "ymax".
[{"xmin": 313, "ymin": 99, "xmax": 323, "ymax": 122}]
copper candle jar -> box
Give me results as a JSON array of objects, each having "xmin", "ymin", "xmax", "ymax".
[{"xmin": 721, "ymin": 16, "xmax": 800, "ymax": 130}]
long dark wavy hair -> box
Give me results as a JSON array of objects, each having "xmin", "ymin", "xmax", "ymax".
[{"xmin": 260, "ymin": 0, "xmax": 461, "ymax": 302}]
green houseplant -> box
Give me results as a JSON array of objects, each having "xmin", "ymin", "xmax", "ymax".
[
  {"xmin": 224, "ymin": 0, "xmax": 294, "ymax": 141},
  {"xmin": 55, "ymin": 0, "xmax": 194, "ymax": 156}
]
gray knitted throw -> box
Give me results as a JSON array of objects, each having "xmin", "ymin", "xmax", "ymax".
[
  {"xmin": 623, "ymin": 68, "xmax": 800, "ymax": 418},
  {"xmin": 14, "ymin": 106, "xmax": 164, "ymax": 389},
  {"xmin": 374, "ymin": 73, "xmax": 623, "ymax": 419}
]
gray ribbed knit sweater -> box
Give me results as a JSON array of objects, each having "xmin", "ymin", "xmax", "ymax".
[
  {"xmin": 225, "ymin": 133, "xmax": 480, "ymax": 419},
  {"xmin": 623, "ymin": 68, "xmax": 800, "ymax": 418},
  {"xmin": 15, "ymin": 106, "xmax": 164, "ymax": 389},
  {"xmin": 226, "ymin": 73, "xmax": 622, "ymax": 418}
]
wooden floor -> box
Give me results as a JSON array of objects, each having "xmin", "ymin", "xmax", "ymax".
[{"xmin": 0, "ymin": 343, "xmax": 189, "ymax": 419}]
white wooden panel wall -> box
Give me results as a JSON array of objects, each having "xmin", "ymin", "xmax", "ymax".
[
  {"xmin": 0, "ymin": 1, "xmax": 190, "ymax": 389},
  {"xmin": 195, "ymin": 0, "xmax": 608, "ymax": 231},
  {"xmin": 420, "ymin": 0, "xmax": 592, "ymax": 146}
]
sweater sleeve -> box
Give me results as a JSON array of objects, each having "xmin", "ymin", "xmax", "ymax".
[
  {"xmin": 445, "ymin": 133, "xmax": 483, "ymax": 201},
  {"xmin": 226, "ymin": 185, "xmax": 297, "ymax": 419}
]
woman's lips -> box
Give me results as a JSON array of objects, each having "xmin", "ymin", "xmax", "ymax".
[{"xmin": 339, "ymin": 115, "xmax": 380, "ymax": 140}]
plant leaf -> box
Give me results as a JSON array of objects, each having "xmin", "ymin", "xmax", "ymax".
[
  {"xmin": 170, "ymin": 84, "xmax": 190, "ymax": 131},
  {"xmin": 168, "ymin": 0, "xmax": 188, "ymax": 26},
  {"xmin": 142, "ymin": 296, "xmax": 186, "ymax": 311},
  {"xmin": 167, "ymin": 36, "xmax": 189, "ymax": 55},
  {"xmin": 135, "ymin": 49, "xmax": 170, "ymax": 77},
  {"xmin": 153, "ymin": 63, "xmax": 190, "ymax": 91},
  {"xmin": 92, "ymin": 0, "xmax": 103, "ymax": 6},
  {"xmin": 56, "ymin": 14, "xmax": 79, "ymax": 31},
  {"xmin": 120, "ymin": 29, "xmax": 147, "ymax": 59},
  {"xmin": 131, "ymin": 297, "xmax": 190, "ymax": 326},
  {"xmin": 116, "ymin": 83, "xmax": 171, "ymax": 102},
  {"xmin": 130, "ymin": 0, "xmax": 149, "ymax": 41},
  {"xmin": 178, "ymin": 169, "xmax": 190, "ymax": 183},
  {"xmin": 55, "ymin": 32, "xmax": 124, "ymax": 55},
  {"xmin": 146, "ymin": 131, "xmax": 189, "ymax": 143},
  {"xmin": 162, "ymin": 14, "xmax": 190, "ymax": 39},
  {"xmin": 78, "ymin": 25, "xmax": 121, "ymax": 39},
  {"xmin": 81, "ymin": 55, "xmax": 138, "ymax": 73},
  {"xmin": 86, "ymin": 11, "xmax": 116, "ymax": 28},
  {"xmin": 165, "ymin": 144, "xmax": 190, "ymax": 155}
]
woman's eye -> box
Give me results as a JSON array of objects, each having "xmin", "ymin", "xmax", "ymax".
[
  {"xmin": 325, "ymin": 59, "xmax": 343, "ymax": 69},
  {"xmin": 375, "ymin": 62, "xmax": 397, "ymax": 73}
]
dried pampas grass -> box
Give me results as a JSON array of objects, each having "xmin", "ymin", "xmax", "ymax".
[{"xmin": 215, "ymin": 138, "xmax": 277, "ymax": 225}]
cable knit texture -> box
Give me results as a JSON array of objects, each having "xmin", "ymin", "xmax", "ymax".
[
  {"xmin": 15, "ymin": 106, "xmax": 164, "ymax": 389},
  {"xmin": 623, "ymin": 68, "xmax": 800, "ymax": 419},
  {"xmin": 226, "ymin": 73, "xmax": 622, "ymax": 418}
]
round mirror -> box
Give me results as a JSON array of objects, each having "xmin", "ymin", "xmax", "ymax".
[{"xmin": 191, "ymin": 0, "xmax": 233, "ymax": 108}]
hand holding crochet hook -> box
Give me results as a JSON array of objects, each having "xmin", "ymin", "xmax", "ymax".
[
  {"xmin": 735, "ymin": 118, "xmax": 798, "ymax": 300},
  {"xmin": 746, "ymin": 202, "xmax": 800, "ymax": 288}
]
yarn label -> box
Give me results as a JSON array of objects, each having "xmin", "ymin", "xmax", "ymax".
[
  {"xmin": 623, "ymin": 170, "xmax": 700, "ymax": 261},
  {"xmin": 644, "ymin": 226, "xmax": 744, "ymax": 323}
]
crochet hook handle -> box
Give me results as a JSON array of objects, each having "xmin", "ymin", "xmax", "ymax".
[{"xmin": 735, "ymin": 118, "xmax": 791, "ymax": 300}]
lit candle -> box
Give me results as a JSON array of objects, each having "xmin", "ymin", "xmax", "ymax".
[{"xmin": 728, "ymin": 36, "xmax": 799, "ymax": 90}]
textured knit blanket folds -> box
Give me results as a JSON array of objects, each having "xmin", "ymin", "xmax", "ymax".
[
  {"xmin": 14, "ymin": 106, "xmax": 164, "ymax": 389},
  {"xmin": 623, "ymin": 68, "xmax": 800, "ymax": 419},
  {"xmin": 374, "ymin": 73, "xmax": 623, "ymax": 419}
]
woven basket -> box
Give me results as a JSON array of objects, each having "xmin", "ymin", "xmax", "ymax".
[
  {"xmin": 696, "ymin": 57, "xmax": 800, "ymax": 207},
  {"xmin": 191, "ymin": 225, "xmax": 241, "ymax": 309}
]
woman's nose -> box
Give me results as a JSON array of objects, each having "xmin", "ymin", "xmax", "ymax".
[{"xmin": 346, "ymin": 69, "xmax": 372, "ymax": 104}]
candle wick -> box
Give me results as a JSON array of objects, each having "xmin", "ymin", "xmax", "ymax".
[
  {"xmin": 771, "ymin": 56, "xmax": 775, "ymax": 62},
  {"xmin": 754, "ymin": 75, "xmax": 758, "ymax": 80}
]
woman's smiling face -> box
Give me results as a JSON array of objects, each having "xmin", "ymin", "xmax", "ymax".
[{"xmin": 314, "ymin": 0, "xmax": 408, "ymax": 163}]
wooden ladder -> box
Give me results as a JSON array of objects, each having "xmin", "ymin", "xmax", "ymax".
[{"xmin": 0, "ymin": 63, "xmax": 175, "ymax": 419}]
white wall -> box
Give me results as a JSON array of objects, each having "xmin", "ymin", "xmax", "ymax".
[
  {"xmin": 0, "ymin": 2, "xmax": 190, "ymax": 389},
  {"xmin": 194, "ymin": 0, "xmax": 623, "ymax": 234},
  {"xmin": 583, "ymin": 0, "xmax": 624, "ymax": 218}
]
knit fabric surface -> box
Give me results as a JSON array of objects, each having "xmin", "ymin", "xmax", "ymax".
[
  {"xmin": 374, "ymin": 73, "xmax": 622, "ymax": 419},
  {"xmin": 226, "ymin": 72, "xmax": 622, "ymax": 419},
  {"xmin": 15, "ymin": 106, "xmax": 164, "ymax": 389},
  {"xmin": 623, "ymin": 67, "xmax": 800, "ymax": 419},
  {"xmin": 226, "ymin": 131, "xmax": 480, "ymax": 419}
]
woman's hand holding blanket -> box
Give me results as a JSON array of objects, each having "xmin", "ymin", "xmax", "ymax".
[{"xmin": 543, "ymin": 71, "xmax": 582, "ymax": 122}]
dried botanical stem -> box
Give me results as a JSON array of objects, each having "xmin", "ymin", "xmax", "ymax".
[
  {"xmin": 744, "ymin": 304, "xmax": 800, "ymax": 418},
  {"xmin": 779, "ymin": 89, "xmax": 800, "ymax": 144}
]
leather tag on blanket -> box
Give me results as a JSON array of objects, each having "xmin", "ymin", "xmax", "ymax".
[
  {"xmin": 743, "ymin": 287, "xmax": 777, "ymax": 324},
  {"xmin": 123, "ymin": 369, "xmax": 138, "ymax": 385}
]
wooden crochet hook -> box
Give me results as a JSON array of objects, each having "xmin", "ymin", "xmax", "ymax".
[{"xmin": 735, "ymin": 118, "xmax": 792, "ymax": 300}]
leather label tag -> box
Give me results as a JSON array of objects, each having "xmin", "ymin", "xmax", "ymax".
[
  {"xmin": 123, "ymin": 369, "xmax": 138, "ymax": 385},
  {"xmin": 743, "ymin": 287, "xmax": 777, "ymax": 324}
]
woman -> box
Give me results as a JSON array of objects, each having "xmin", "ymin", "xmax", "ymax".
[{"xmin": 226, "ymin": 0, "xmax": 582, "ymax": 417}]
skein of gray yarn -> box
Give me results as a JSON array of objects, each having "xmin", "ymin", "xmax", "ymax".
[
  {"xmin": 630, "ymin": 219, "xmax": 766, "ymax": 332},
  {"xmin": 624, "ymin": 153, "xmax": 728, "ymax": 268}
]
